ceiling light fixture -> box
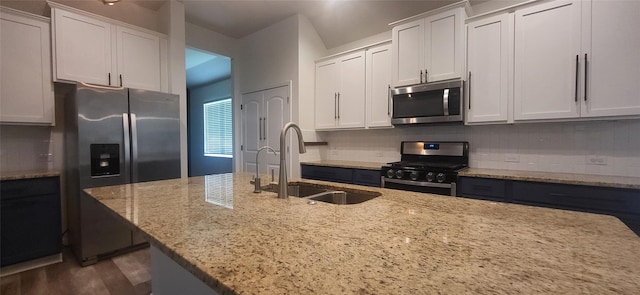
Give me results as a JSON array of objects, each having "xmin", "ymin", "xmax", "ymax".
[{"xmin": 102, "ymin": 0, "xmax": 120, "ymax": 6}]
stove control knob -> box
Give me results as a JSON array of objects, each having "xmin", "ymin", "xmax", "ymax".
[
  {"xmin": 395, "ymin": 170, "xmax": 404, "ymax": 179},
  {"xmin": 436, "ymin": 173, "xmax": 446, "ymax": 183},
  {"xmin": 410, "ymin": 171, "xmax": 419, "ymax": 181},
  {"xmin": 386, "ymin": 169, "xmax": 395, "ymax": 179},
  {"xmin": 426, "ymin": 172, "xmax": 435, "ymax": 182}
]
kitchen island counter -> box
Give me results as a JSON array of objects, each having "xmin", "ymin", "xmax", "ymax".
[{"xmin": 84, "ymin": 172, "xmax": 640, "ymax": 294}]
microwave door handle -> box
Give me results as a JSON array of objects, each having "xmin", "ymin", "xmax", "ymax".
[{"xmin": 443, "ymin": 89, "xmax": 450, "ymax": 116}]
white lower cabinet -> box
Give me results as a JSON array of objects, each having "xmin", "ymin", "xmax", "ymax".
[
  {"xmin": 466, "ymin": 14, "xmax": 510, "ymax": 124},
  {"xmin": 0, "ymin": 8, "xmax": 54, "ymax": 125},
  {"xmin": 51, "ymin": 4, "xmax": 166, "ymax": 92}
]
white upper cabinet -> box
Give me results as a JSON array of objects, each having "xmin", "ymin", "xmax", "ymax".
[
  {"xmin": 424, "ymin": 8, "xmax": 465, "ymax": 83},
  {"xmin": 51, "ymin": 5, "xmax": 166, "ymax": 92},
  {"xmin": 0, "ymin": 8, "xmax": 54, "ymax": 125},
  {"xmin": 314, "ymin": 59, "xmax": 339, "ymax": 130},
  {"xmin": 315, "ymin": 50, "xmax": 366, "ymax": 130},
  {"xmin": 53, "ymin": 9, "xmax": 113, "ymax": 86},
  {"xmin": 366, "ymin": 42, "xmax": 393, "ymax": 128},
  {"xmin": 116, "ymin": 26, "xmax": 162, "ymax": 92},
  {"xmin": 391, "ymin": 19, "xmax": 423, "ymax": 87},
  {"xmin": 466, "ymin": 14, "xmax": 510, "ymax": 124},
  {"xmin": 581, "ymin": 0, "xmax": 640, "ymax": 118},
  {"xmin": 391, "ymin": 3, "xmax": 468, "ymax": 87},
  {"xmin": 513, "ymin": 0, "xmax": 581, "ymax": 121}
]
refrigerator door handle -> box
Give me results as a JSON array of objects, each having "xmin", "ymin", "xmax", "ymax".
[
  {"xmin": 122, "ymin": 113, "xmax": 131, "ymax": 182},
  {"xmin": 130, "ymin": 113, "xmax": 139, "ymax": 183}
]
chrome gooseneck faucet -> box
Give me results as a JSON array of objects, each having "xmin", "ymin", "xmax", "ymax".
[
  {"xmin": 278, "ymin": 122, "xmax": 306, "ymax": 198},
  {"xmin": 254, "ymin": 146, "xmax": 277, "ymax": 193}
]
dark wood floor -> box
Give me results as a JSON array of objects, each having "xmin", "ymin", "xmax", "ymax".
[{"xmin": 1, "ymin": 247, "xmax": 151, "ymax": 295}]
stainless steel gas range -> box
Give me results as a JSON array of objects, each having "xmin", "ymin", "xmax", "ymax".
[{"xmin": 381, "ymin": 141, "xmax": 469, "ymax": 196}]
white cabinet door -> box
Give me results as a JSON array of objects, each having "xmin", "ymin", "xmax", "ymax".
[
  {"xmin": 0, "ymin": 9, "xmax": 54, "ymax": 125},
  {"xmin": 337, "ymin": 51, "xmax": 366, "ymax": 129},
  {"xmin": 392, "ymin": 19, "xmax": 424, "ymax": 87},
  {"xmin": 467, "ymin": 14, "xmax": 510, "ymax": 123},
  {"xmin": 514, "ymin": 1, "xmax": 581, "ymax": 121},
  {"xmin": 424, "ymin": 8, "xmax": 464, "ymax": 82},
  {"xmin": 116, "ymin": 27, "xmax": 162, "ymax": 91},
  {"xmin": 581, "ymin": 0, "xmax": 640, "ymax": 117},
  {"xmin": 53, "ymin": 9, "xmax": 113, "ymax": 85},
  {"xmin": 366, "ymin": 43, "xmax": 393, "ymax": 128},
  {"xmin": 315, "ymin": 60, "xmax": 339, "ymax": 130}
]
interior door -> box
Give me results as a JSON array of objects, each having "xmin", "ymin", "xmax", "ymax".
[
  {"xmin": 242, "ymin": 91, "xmax": 263, "ymax": 175},
  {"xmin": 263, "ymin": 86, "xmax": 290, "ymax": 182}
]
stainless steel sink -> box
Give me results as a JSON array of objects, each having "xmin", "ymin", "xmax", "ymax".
[{"xmin": 263, "ymin": 182, "xmax": 380, "ymax": 205}]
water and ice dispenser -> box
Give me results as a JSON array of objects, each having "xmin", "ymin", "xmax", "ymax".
[{"xmin": 90, "ymin": 144, "xmax": 120, "ymax": 177}]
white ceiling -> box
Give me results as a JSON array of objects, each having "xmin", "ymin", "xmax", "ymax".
[
  {"xmin": 185, "ymin": 48, "xmax": 231, "ymax": 89},
  {"xmin": 135, "ymin": 0, "xmax": 485, "ymax": 50}
]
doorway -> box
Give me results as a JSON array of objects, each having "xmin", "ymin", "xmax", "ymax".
[{"xmin": 186, "ymin": 47, "xmax": 232, "ymax": 176}]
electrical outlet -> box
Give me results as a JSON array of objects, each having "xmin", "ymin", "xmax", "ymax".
[
  {"xmin": 331, "ymin": 150, "xmax": 339, "ymax": 156},
  {"xmin": 39, "ymin": 153, "xmax": 53, "ymax": 163},
  {"xmin": 586, "ymin": 155, "xmax": 607, "ymax": 165},
  {"xmin": 375, "ymin": 151, "xmax": 384, "ymax": 157},
  {"xmin": 504, "ymin": 153, "xmax": 520, "ymax": 163}
]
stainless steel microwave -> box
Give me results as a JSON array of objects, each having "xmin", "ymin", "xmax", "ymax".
[{"xmin": 391, "ymin": 79, "xmax": 464, "ymax": 125}]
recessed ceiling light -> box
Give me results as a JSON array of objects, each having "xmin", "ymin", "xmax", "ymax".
[{"xmin": 102, "ymin": 0, "xmax": 120, "ymax": 6}]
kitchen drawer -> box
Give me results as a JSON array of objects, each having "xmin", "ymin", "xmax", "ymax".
[
  {"xmin": 458, "ymin": 177, "xmax": 507, "ymax": 201},
  {"xmin": 352, "ymin": 169, "xmax": 381, "ymax": 187},
  {"xmin": 512, "ymin": 181, "xmax": 640, "ymax": 215},
  {"xmin": 301, "ymin": 165, "xmax": 352, "ymax": 184},
  {"xmin": 0, "ymin": 176, "xmax": 59, "ymax": 199}
]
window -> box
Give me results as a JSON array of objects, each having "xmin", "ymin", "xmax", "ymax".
[{"xmin": 204, "ymin": 98, "xmax": 232, "ymax": 158}]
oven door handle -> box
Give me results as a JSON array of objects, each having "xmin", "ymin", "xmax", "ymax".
[{"xmin": 382, "ymin": 178, "xmax": 452, "ymax": 188}]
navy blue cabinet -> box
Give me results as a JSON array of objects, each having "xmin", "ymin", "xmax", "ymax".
[
  {"xmin": 1, "ymin": 176, "xmax": 62, "ymax": 267},
  {"xmin": 458, "ymin": 176, "xmax": 640, "ymax": 236},
  {"xmin": 301, "ymin": 164, "xmax": 381, "ymax": 187}
]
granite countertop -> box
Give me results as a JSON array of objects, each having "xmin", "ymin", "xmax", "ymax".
[
  {"xmin": 459, "ymin": 168, "xmax": 640, "ymax": 190},
  {"xmin": 301, "ymin": 160, "xmax": 386, "ymax": 170},
  {"xmin": 84, "ymin": 172, "xmax": 640, "ymax": 294},
  {"xmin": 0, "ymin": 170, "xmax": 61, "ymax": 181}
]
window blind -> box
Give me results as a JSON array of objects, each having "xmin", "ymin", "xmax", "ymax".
[{"xmin": 203, "ymin": 98, "xmax": 233, "ymax": 158}]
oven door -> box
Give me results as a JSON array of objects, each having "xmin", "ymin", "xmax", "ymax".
[
  {"xmin": 391, "ymin": 80, "xmax": 463, "ymax": 125},
  {"xmin": 381, "ymin": 177, "xmax": 456, "ymax": 196}
]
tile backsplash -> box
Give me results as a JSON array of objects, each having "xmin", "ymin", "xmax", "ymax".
[
  {"xmin": 319, "ymin": 119, "xmax": 640, "ymax": 177},
  {"xmin": 0, "ymin": 125, "xmax": 54, "ymax": 173}
]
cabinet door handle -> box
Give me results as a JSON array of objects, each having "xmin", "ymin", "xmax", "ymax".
[
  {"xmin": 419, "ymin": 70, "xmax": 423, "ymax": 83},
  {"xmin": 337, "ymin": 92, "xmax": 340, "ymax": 119},
  {"xmin": 387, "ymin": 85, "xmax": 391, "ymax": 115},
  {"xmin": 584, "ymin": 53, "xmax": 588, "ymax": 102},
  {"xmin": 108, "ymin": 73, "xmax": 111, "ymax": 86},
  {"xmin": 263, "ymin": 117, "xmax": 266, "ymax": 140},
  {"xmin": 119, "ymin": 74, "xmax": 123, "ymax": 87},
  {"xmin": 333, "ymin": 92, "xmax": 338, "ymax": 119},
  {"xmin": 259, "ymin": 118, "xmax": 262, "ymax": 140},
  {"xmin": 468, "ymin": 71, "xmax": 472, "ymax": 110},
  {"xmin": 424, "ymin": 69, "xmax": 428, "ymax": 83},
  {"xmin": 575, "ymin": 55, "xmax": 579, "ymax": 102}
]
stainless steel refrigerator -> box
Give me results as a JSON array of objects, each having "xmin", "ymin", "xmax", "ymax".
[{"xmin": 65, "ymin": 82, "xmax": 180, "ymax": 266}]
